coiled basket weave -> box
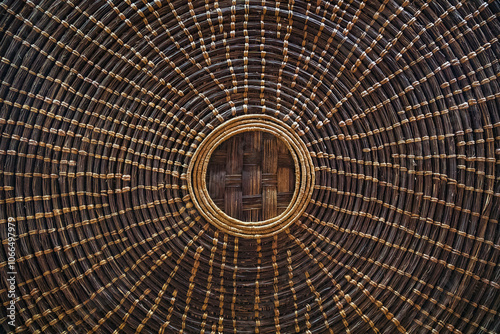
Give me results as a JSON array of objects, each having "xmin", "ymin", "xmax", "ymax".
[{"xmin": 1, "ymin": 0, "xmax": 499, "ymax": 333}]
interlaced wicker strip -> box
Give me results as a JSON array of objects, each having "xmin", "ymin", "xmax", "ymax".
[
  {"xmin": 0, "ymin": 0, "xmax": 499, "ymax": 333},
  {"xmin": 187, "ymin": 115, "xmax": 315, "ymax": 238},
  {"xmin": 206, "ymin": 131, "xmax": 296, "ymax": 221}
]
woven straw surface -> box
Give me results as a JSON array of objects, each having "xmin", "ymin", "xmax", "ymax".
[
  {"xmin": 0, "ymin": 0, "xmax": 499, "ymax": 333},
  {"xmin": 206, "ymin": 131, "xmax": 296, "ymax": 222}
]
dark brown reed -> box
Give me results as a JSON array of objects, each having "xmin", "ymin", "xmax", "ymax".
[
  {"xmin": 0, "ymin": 0, "xmax": 499, "ymax": 333},
  {"xmin": 206, "ymin": 131, "xmax": 296, "ymax": 222}
]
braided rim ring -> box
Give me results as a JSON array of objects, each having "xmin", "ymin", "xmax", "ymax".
[{"xmin": 187, "ymin": 115, "xmax": 315, "ymax": 238}]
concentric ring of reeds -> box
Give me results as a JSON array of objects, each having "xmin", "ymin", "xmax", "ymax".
[
  {"xmin": 187, "ymin": 115, "xmax": 315, "ymax": 238},
  {"xmin": 0, "ymin": 0, "xmax": 499, "ymax": 333}
]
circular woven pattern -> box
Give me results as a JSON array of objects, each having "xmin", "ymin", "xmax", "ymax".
[
  {"xmin": 205, "ymin": 129, "xmax": 297, "ymax": 222},
  {"xmin": 0, "ymin": 1, "xmax": 499, "ymax": 333},
  {"xmin": 188, "ymin": 115, "xmax": 314, "ymax": 238}
]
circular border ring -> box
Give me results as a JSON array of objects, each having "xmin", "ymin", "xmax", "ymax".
[{"xmin": 187, "ymin": 115, "xmax": 315, "ymax": 239}]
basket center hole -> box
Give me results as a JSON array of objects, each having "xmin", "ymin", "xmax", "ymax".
[{"xmin": 206, "ymin": 131, "xmax": 296, "ymax": 222}]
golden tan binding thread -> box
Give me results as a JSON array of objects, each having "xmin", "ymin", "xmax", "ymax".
[{"xmin": 187, "ymin": 115, "xmax": 315, "ymax": 238}]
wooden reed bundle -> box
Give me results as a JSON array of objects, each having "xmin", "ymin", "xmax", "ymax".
[{"xmin": 0, "ymin": 0, "xmax": 499, "ymax": 333}]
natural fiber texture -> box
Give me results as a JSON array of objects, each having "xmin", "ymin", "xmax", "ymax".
[
  {"xmin": 206, "ymin": 131, "xmax": 296, "ymax": 221},
  {"xmin": 0, "ymin": 0, "xmax": 499, "ymax": 333},
  {"xmin": 187, "ymin": 115, "xmax": 315, "ymax": 238}
]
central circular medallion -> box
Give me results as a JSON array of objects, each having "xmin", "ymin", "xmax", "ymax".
[
  {"xmin": 206, "ymin": 131, "xmax": 296, "ymax": 222},
  {"xmin": 187, "ymin": 115, "xmax": 315, "ymax": 238}
]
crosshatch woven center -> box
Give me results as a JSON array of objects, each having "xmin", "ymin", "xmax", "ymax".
[
  {"xmin": 187, "ymin": 115, "xmax": 315, "ymax": 239},
  {"xmin": 3, "ymin": 1, "xmax": 498, "ymax": 333},
  {"xmin": 206, "ymin": 131, "xmax": 296, "ymax": 222}
]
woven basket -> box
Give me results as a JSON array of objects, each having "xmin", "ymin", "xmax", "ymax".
[{"xmin": 0, "ymin": 0, "xmax": 499, "ymax": 333}]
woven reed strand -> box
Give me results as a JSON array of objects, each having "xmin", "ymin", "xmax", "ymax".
[
  {"xmin": 0, "ymin": 0, "xmax": 499, "ymax": 333},
  {"xmin": 207, "ymin": 132, "xmax": 295, "ymax": 222}
]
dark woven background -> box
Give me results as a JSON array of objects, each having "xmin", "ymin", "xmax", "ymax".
[{"xmin": 0, "ymin": 0, "xmax": 499, "ymax": 333}]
